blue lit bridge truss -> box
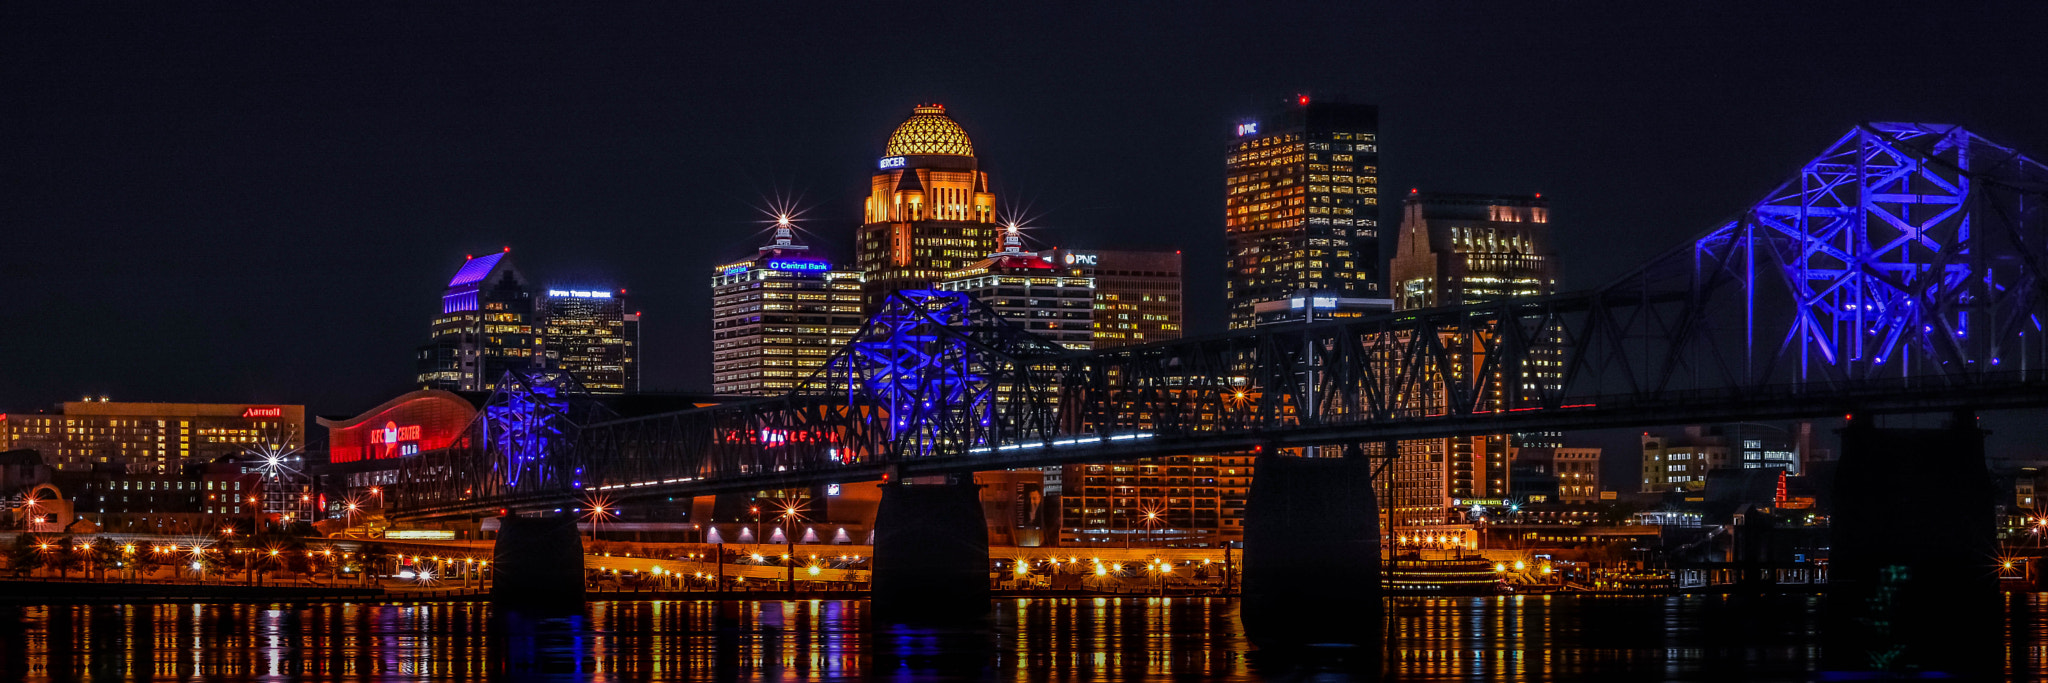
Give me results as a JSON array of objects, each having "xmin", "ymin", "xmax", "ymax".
[{"xmin": 390, "ymin": 123, "xmax": 2048, "ymax": 520}]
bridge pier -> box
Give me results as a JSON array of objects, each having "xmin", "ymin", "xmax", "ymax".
[
  {"xmin": 1823, "ymin": 411, "xmax": 1998, "ymax": 677},
  {"xmin": 871, "ymin": 479, "xmax": 989, "ymax": 624},
  {"xmin": 1241, "ymin": 453, "xmax": 1380, "ymax": 648},
  {"xmin": 490, "ymin": 515, "xmax": 585, "ymax": 608}
]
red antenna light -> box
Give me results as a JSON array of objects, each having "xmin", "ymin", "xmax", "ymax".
[
  {"xmin": 465, "ymin": 254, "xmax": 473, "ymax": 260},
  {"xmin": 1296, "ymin": 94, "xmax": 1310, "ymax": 106},
  {"xmin": 502, "ymin": 246, "xmax": 511, "ymax": 253},
  {"xmin": 1535, "ymin": 192, "xmax": 1542, "ymax": 198}
]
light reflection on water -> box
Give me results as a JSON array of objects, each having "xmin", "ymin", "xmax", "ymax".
[{"xmin": 0, "ymin": 594, "xmax": 2039, "ymax": 680}]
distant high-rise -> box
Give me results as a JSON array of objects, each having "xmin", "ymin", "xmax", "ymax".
[
  {"xmin": 856, "ymin": 104, "xmax": 1002, "ymax": 313},
  {"xmin": 937, "ymin": 226, "xmax": 1094, "ymax": 350},
  {"xmin": 712, "ymin": 219, "xmax": 864, "ymax": 395},
  {"xmin": 1379, "ymin": 192, "xmax": 1563, "ymax": 534},
  {"xmin": 1039, "ymin": 248, "xmax": 1185, "ymax": 348},
  {"xmin": 1389, "ymin": 192, "xmax": 1558, "ymax": 309},
  {"xmin": 537, "ymin": 288, "xmax": 639, "ymax": 394},
  {"xmin": 417, "ymin": 249, "xmax": 538, "ymax": 392},
  {"xmin": 1225, "ymin": 97, "xmax": 1382, "ymax": 329}
]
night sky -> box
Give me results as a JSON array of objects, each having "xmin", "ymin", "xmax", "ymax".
[{"xmin": 6, "ymin": 4, "xmax": 2047, "ymax": 462}]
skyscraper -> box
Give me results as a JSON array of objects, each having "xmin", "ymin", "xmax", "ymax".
[
  {"xmin": 417, "ymin": 249, "xmax": 538, "ymax": 392},
  {"xmin": 1224, "ymin": 97, "xmax": 1382, "ymax": 329},
  {"xmin": 712, "ymin": 219, "xmax": 864, "ymax": 395},
  {"xmin": 1389, "ymin": 192, "xmax": 1557, "ymax": 309},
  {"xmin": 1038, "ymin": 248, "xmax": 1186, "ymax": 348},
  {"xmin": 1380, "ymin": 191, "xmax": 1562, "ymax": 533},
  {"xmin": 856, "ymin": 104, "xmax": 1002, "ymax": 312},
  {"xmin": 537, "ymin": 287, "xmax": 640, "ymax": 394},
  {"xmin": 937, "ymin": 226, "xmax": 1094, "ymax": 350}
]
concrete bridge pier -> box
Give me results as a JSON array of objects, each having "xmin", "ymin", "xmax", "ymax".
[
  {"xmin": 1823, "ymin": 411, "xmax": 1998, "ymax": 677},
  {"xmin": 491, "ymin": 515, "xmax": 586, "ymax": 609},
  {"xmin": 1241, "ymin": 453, "xmax": 1381, "ymax": 648},
  {"xmin": 871, "ymin": 478, "xmax": 990, "ymax": 624}
]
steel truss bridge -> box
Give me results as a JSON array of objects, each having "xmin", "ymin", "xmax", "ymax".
[{"xmin": 391, "ymin": 123, "xmax": 2048, "ymax": 521}]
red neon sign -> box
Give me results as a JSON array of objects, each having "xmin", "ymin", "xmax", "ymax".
[{"xmin": 243, "ymin": 407, "xmax": 283, "ymax": 418}]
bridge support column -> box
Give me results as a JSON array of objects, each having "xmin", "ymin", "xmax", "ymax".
[
  {"xmin": 1242, "ymin": 454, "xmax": 1380, "ymax": 648},
  {"xmin": 1824, "ymin": 412, "xmax": 1997, "ymax": 677},
  {"xmin": 871, "ymin": 480, "xmax": 989, "ymax": 624},
  {"xmin": 491, "ymin": 515, "xmax": 585, "ymax": 608}
]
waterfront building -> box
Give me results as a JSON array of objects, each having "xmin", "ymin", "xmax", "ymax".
[
  {"xmin": 1555, "ymin": 447, "xmax": 1602, "ymax": 503},
  {"xmin": 1038, "ymin": 248, "xmax": 1186, "ymax": 348},
  {"xmin": 1642, "ymin": 424, "xmax": 1803, "ymax": 493},
  {"xmin": 1379, "ymin": 191, "xmax": 1565, "ymax": 537},
  {"xmin": 316, "ymin": 389, "xmax": 482, "ymax": 505},
  {"xmin": 711, "ymin": 220, "xmax": 864, "ymax": 395},
  {"xmin": 855, "ymin": 103, "xmax": 1002, "ymax": 313},
  {"xmin": 416, "ymin": 249, "xmax": 539, "ymax": 392},
  {"xmin": 1225, "ymin": 97, "xmax": 1381, "ymax": 329},
  {"xmin": 936, "ymin": 226, "xmax": 1094, "ymax": 350},
  {"xmin": 0, "ymin": 400, "xmax": 305, "ymax": 474},
  {"xmin": 1641, "ymin": 426, "xmax": 1737, "ymax": 493},
  {"xmin": 537, "ymin": 287, "xmax": 640, "ymax": 394}
]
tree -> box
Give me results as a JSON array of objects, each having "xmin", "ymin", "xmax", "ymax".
[
  {"xmin": 87, "ymin": 537, "xmax": 121, "ymax": 580},
  {"xmin": 4, "ymin": 536, "xmax": 43, "ymax": 578}
]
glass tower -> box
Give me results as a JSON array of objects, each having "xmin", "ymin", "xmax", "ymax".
[{"xmin": 1224, "ymin": 98, "xmax": 1381, "ymax": 329}]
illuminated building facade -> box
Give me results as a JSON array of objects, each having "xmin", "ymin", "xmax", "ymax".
[
  {"xmin": 1054, "ymin": 454, "xmax": 1253, "ymax": 548},
  {"xmin": 1641, "ymin": 424, "xmax": 1801, "ymax": 493},
  {"xmin": 1039, "ymin": 248, "xmax": 1185, "ymax": 348},
  {"xmin": 1376, "ymin": 191, "xmax": 1565, "ymax": 537},
  {"xmin": 417, "ymin": 249, "xmax": 539, "ymax": 392},
  {"xmin": 1555, "ymin": 447, "xmax": 1602, "ymax": 503},
  {"xmin": 538, "ymin": 287, "xmax": 639, "ymax": 394},
  {"xmin": 1389, "ymin": 192, "xmax": 1557, "ymax": 309},
  {"xmin": 936, "ymin": 227, "xmax": 1094, "ymax": 350},
  {"xmin": 1225, "ymin": 98, "xmax": 1381, "ymax": 329},
  {"xmin": 1250, "ymin": 290, "xmax": 1392, "ymax": 326},
  {"xmin": 316, "ymin": 389, "xmax": 480, "ymax": 502},
  {"xmin": 856, "ymin": 104, "xmax": 1002, "ymax": 312},
  {"xmin": 711, "ymin": 221, "xmax": 864, "ymax": 395},
  {"xmin": 0, "ymin": 401, "xmax": 305, "ymax": 473}
]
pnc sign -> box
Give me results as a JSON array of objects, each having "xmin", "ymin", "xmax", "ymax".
[
  {"xmin": 1063, "ymin": 252, "xmax": 1098, "ymax": 266},
  {"xmin": 1236, "ymin": 122, "xmax": 1258, "ymax": 136},
  {"xmin": 242, "ymin": 406, "xmax": 283, "ymax": 418}
]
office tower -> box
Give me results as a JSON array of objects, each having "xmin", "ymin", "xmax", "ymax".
[
  {"xmin": 537, "ymin": 287, "xmax": 640, "ymax": 394},
  {"xmin": 1224, "ymin": 97, "xmax": 1381, "ymax": 329},
  {"xmin": 936, "ymin": 227, "xmax": 1094, "ymax": 350},
  {"xmin": 711, "ymin": 219, "xmax": 864, "ymax": 395},
  {"xmin": 1389, "ymin": 192, "xmax": 1558, "ymax": 308},
  {"xmin": 1380, "ymin": 192, "xmax": 1563, "ymax": 534},
  {"xmin": 416, "ymin": 249, "xmax": 539, "ymax": 392},
  {"xmin": 0, "ymin": 400, "xmax": 305, "ymax": 473},
  {"xmin": 855, "ymin": 104, "xmax": 1003, "ymax": 312},
  {"xmin": 1039, "ymin": 248, "xmax": 1186, "ymax": 348}
]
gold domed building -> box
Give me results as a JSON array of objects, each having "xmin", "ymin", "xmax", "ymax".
[{"xmin": 856, "ymin": 104, "xmax": 1001, "ymax": 311}]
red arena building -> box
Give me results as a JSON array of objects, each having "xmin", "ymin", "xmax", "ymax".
[{"xmin": 316, "ymin": 390, "xmax": 479, "ymax": 504}]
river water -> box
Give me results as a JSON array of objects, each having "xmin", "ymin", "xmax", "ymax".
[{"xmin": 1, "ymin": 594, "xmax": 2041, "ymax": 680}]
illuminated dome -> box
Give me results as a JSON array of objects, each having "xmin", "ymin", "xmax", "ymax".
[{"xmin": 884, "ymin": 104, "xmax": 975, "ymax": 157}]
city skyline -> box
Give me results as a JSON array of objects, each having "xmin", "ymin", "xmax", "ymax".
[{"xmin": 6, "ymin": 4, "xmax": 2048, "ymax": 462}]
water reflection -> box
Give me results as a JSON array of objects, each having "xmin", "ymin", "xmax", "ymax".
[{"xmin": 1, "ymin": 594, "xmax": 2040, "ymax": 680}]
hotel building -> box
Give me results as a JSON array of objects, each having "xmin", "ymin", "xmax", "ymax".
[
  {"xmin": 1381, "ymin": 191, "xmax": 1563, "ymax": 534},
  {"xmin": 0, "ymin": 400, "xmax": 305, "ymax": 474}
]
